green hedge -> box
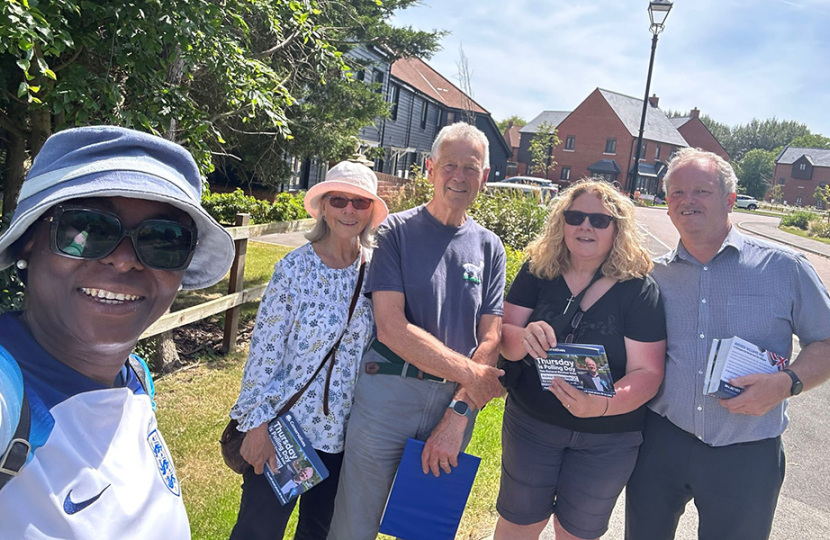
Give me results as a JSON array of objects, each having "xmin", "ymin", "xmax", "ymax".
[
  {"xmin": 780, "ymin": 211, "xmax": 816, "ymax": 230},
  {"xmin": 200, "ymin": 189, "xmax": 309, "ymax": 225}
]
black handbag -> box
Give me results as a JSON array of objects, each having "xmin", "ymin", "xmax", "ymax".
[
  {"xmin": 499, "ymin": 267, "xmax": 604, "ymax": 389},
  {"xmin": 220, "ymin": 261, "xmax": 365, "ymax": 474}
]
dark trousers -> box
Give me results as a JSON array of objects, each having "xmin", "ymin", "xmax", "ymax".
[
  {"xmin": 625, "ymin": 410, "xmax": 785, "ymax": 540},
  {"xmin": 229, "ymin": 450, "xmax": 344, "ymax": 540}
]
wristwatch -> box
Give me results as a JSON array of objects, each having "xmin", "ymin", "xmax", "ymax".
[
  {"xmin": 448, "ymin": 400, "xmax": 473, "ymax": 418},
  {"xmin": 783, "ymin": 369, "xmax": 803, "ymax": 396}
]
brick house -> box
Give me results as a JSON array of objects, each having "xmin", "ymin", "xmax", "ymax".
[
  {"xmin": 503, "ymin": 122, "xmax": 522, "ymax": 175},
  {"xmin": 772, "ymin": 146, "xmax": 830, "ymax": 208},
  {"xmin": 669, "ymin": 107, "xmax": 730, "ymax": 161},
  {"xmin": 518, "ymin": 88, "xmax": 692, "ymax": 195}
]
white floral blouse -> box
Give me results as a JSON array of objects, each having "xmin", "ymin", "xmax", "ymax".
[{"xmin": 230, "ymin": 242, "xmax": 374, "ymax": 453}]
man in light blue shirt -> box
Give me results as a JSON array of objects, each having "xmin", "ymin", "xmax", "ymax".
[{"xmin": 626, "ymin": 147, "xmax": 830, "ymax": 540}]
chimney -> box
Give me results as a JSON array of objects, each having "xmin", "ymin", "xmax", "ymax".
[
  {"xmin": 648, "ymin": 94, "xmax": 659, "ymax": 108},
  {"xmin": 690, "ymin": 107, "xmax": 700, "ymax": 119},
  {"xmin": 508, "ymin": 120, "xmax": 514, "ymax": 128}
]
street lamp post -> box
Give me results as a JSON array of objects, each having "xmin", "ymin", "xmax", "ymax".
[{"xmin": 629, "ymin": 0, "xmax": 673, "ymax": 197}]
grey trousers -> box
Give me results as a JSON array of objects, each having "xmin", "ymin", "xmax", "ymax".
[{"xmin": 327, "ymin": 349, "xmax": 477, "ymax": 540}]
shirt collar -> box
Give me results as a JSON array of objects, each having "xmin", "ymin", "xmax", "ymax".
[{"xmin": 667, "ymin": 224, "xmax": 744, "ymax": 264}]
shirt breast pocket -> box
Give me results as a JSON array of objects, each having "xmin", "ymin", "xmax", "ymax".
[{"xmin": 726, "ymin": 295, "xmax": 772, "ymax": 343}]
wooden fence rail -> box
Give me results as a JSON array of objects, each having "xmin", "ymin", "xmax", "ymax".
[{"xmin": 140, "ymin": 215, "xmax": 315, "ymax": 351}]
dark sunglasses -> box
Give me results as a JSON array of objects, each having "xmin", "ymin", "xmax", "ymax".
[
  {"xmin": 327, "ymin": 195, "xmax": 373, "ymax": 210},
  {"xmin": 46, "ymin": 205, "xmax": 198, "ymax": 271},
  {"xmin": 563, "ymin": 210, "xmax": 615, "ymax": 229},
  {"xmin": 563, "ymin": 310, "xmax": 584, "ymax": 344}
]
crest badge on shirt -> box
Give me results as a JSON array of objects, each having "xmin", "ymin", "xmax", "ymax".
[
  {"xmin": 147, "ymin": 429, "xmax": 181, "ymax": 496},
  {"xmin": 462, "ymin": 261, "xmax": 484, "ymax": 285}
]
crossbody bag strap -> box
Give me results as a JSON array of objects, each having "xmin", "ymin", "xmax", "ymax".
[{"xmin": 278, "ymin": 259, "xmax": 367, "ymax": 418}]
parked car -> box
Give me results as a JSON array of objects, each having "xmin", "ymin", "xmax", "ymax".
[
  {"xmin": 487, "ymin": 182, "xmax": 558, "ymax": 204},
  {"xmin": 735, "ymin": 194, "xmax": 759, "ymax": 210}
]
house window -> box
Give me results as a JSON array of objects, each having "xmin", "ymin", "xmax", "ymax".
[
  {"xmin": 655, "ymin": 145, "xmax": 661, "ymax": 160},
  {"xmin": 796, "ymin": 196, "xmax": 803, "ymax": 206},
  {"xmin": 390, "ymin": 84, "xmax": 400, "ymax": 121},
  {"xmin": 799, "ymin": 163, "xmax": 807, "ymax": 171},
  {"xmin": 560, "ymin": 167, "xmax": 571, "ymax": 180},
  {"xmin": 819, "ymin": 200, "xmax": 825, "ymax": 209},
  {"xmin": 639, "ymin": 141, "xmax": 648, "ymax": 159},
  {"xmin": 564, "ymin": 136, "xmax": 576, "ymax": 151},
  {"xmin": 373, "ymin": 71, "xmax": 384, "ymax": 93},
  {"xmin": 356, "ymin": 70, "xmax": 365, "ymax": 82},
  {"xmin": 604, "ymin": 138, "xmax": 616, "ymax": 154},
  {"xmin": 779, "ymin": 177, "xmax": 786, "ymax": 185},
  {"xmin": 420, "ymin": 100, "xmax": 429, "ymax": 129}
]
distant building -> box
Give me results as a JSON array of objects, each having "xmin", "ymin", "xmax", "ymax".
[
  {"xmin": 669, "ymin": 107, "xmax": 730, "ymax": 162},
  {"xmin": 503, "ymin": 122, "xmax": 522, "ymax": 176},
  {"xmin": 518, "ymin": 89, "xmax": 729, "ymax": 195},
  {"xmin": 772, "ymin": 146, "xmax": 830, "ymax": 207}
]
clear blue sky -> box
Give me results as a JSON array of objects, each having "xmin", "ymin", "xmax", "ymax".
[{"xmin": 392, "ymin": 0, "xmax": 830, "ymax": 137}]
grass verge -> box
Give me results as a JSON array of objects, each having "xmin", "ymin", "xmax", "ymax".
[
  {"xmin": 780, "ymin": 226, "xmax": 830, "ymax": 247},
  {"xmin": 155, "ymin": 350, "xmax": 504, "ymax": 540}
]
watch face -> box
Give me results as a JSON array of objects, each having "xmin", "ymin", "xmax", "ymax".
[
  {"xmin": 453, "ymin": 401, "xmax": 470, "ymax": 416},
  {"xmin": 792, "ymin": 380, "xmax": 803, "ymax": 396}
]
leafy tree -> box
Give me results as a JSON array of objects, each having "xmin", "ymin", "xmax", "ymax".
[
  {"xmin": 725, "ymin": 118, "xmax": 810, "ymax": 161},
  {"xmin": 497, "ymin": 115, "xmax": 526, "ymax": 132},
  {"xmin": 735, "ymin": 148, "xmax": 776, "ymax": 200},
  {"xmin": 528, "ymin": 121, "xmax": 560, "ymax": 178},
  {"xmin": 0, "ymin": 0, "xmax": 442, "ymax": 215},
  {"xmin": 769, "ymin": 184, "xmax": 782, "ymax": 203},
  {"xmin": 699, "ymin": 114, "xmax": 732, "ymax": 154},
  {"xmin": 789, "ymin": 133, "xmax": 830, "ymax": 149},
  {"xmin": 814, "ymin": 184, "xmax": 830, "ymax": 209}
]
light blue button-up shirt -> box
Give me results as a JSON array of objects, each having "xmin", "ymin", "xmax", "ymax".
[{"xmin": 649, "ymin": 227, "xmax": 830, "ymax": 446}]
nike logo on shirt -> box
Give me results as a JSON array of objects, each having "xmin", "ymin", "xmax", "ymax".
[{"xmin": 63, "ymin": 485, "xmax": 111, "ymax": 514}]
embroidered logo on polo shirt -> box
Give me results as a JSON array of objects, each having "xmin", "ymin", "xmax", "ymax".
[
  {"xmin": 63, "ymin": 484, "xmax": 111, "ymax": 514},
  {"xmin": 148, "ymin": 429, "xmax": 180, "ymax": 496},
  {"xmin": 462, "ymin": 261, "xmax": 484, "ymax": 284}
]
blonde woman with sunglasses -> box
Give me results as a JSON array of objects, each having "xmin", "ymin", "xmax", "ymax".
[
  {"xmin": 228, "ymin": 161, "xmax": 387, "ymax": 540},
  {"xmin": 493, "ymin": 179, "xmax": 667, "ymax": 540}
]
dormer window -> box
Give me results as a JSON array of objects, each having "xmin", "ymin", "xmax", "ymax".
[{"xmin": 800, "ymin": 163, "xmax": 807, "ymax": 171}]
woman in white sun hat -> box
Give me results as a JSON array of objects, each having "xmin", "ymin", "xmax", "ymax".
[{"xmin": 229, "ymin": 160, "xmax": 388, "ymax": 540}]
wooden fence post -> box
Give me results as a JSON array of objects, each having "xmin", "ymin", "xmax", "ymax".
[{"xmin": 222, "ymin": 213, "xmax": 250, "ymax": 353}]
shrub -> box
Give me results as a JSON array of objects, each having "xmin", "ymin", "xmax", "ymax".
[
  {"xmin": 504, "ymin": 245, "xmax": 527, "ymax": 294},
  {"xmin": 780, "ymin": 211, "xmax": 817, "ymax": 230},
  {"xmin": 469, "ymin": 190, "xmax": 548, "ymax": 251},
  {"xmin": 809, "ymin": 221, "xmax": 830, "ymax": 239},
  {"xmin": 386, "ymin": 169, "xmax": 433, "ymax": 213},
  {"xmin": 201, "ymin": 189, "xmax": 308, "ymax": 225}
]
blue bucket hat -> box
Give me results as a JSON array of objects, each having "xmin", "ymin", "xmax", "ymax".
[{"xmin": 0, "ymin": 126, "xmax": 235, "ymax": 289}]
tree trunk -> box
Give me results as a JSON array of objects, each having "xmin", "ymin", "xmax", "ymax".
[
  {"xmin": 152, "ymin": 43, "xmax": 188, "ymax": 372},
  {"xmin": 30, "ymin": 106, "xmax": 51, "ymax": 157}
]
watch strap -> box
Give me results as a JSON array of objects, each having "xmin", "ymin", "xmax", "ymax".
[{"xmin": 783, "ymin": 368, "xmax": 802, "ymax": 395}]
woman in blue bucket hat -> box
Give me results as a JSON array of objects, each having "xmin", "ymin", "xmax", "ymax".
[{"xmin": 0, "ymin": 126, "xmax": 234, "ymax": 539}]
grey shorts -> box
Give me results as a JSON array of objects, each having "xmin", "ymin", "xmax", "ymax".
[{"xmin": 497, "ymin": 397, "xmax": 642, "ymax": 539}]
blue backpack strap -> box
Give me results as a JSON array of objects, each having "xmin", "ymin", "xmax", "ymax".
[
  {"xmin": 0, "ymin": 345, "xmax": 30, "ymax": 489},
  {"xmin": 128, "ymin": 355, "xmax": 156, "ymax": 411}
]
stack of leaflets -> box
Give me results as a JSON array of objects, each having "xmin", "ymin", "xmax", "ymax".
[
  {"xmin": 704, "ymin": 336, "xmax": 789, "ymax": 398},
  {"xmin": 263, "ymin": 411, "xmax": 329, "ymax": 505},
  {"xmin": 533, "ymin": 344, "xmax": 615, "ymax": 397}
]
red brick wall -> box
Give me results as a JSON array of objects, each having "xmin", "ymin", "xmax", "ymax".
[
  {"xmin": 775, "ymin": 163, "xmax": 830, "ymax": 207},
  {"xmin": 677, "ymin": 119, "xmax": 730, "ymax": 161},
  {"xmin": 545, "ymin": 89, "xmax": 635, "ymax": 188},
  {"xmin": 375, "ymin": 171, "xmax": 410, "ymax": 203}
]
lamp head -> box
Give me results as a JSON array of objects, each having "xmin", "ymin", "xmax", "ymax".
[{"xmin": 649, "ymin": 0, "xmax": 673, "ymax": 34}]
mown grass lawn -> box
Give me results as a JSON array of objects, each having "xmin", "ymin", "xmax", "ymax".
[{"xmin": 155, "ymin": 240, "xmax": 504, "ymax": 539}]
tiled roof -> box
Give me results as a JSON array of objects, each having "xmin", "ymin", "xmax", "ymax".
[
  {"xmin": 520, "ymin": 111, "xmax": 571, "ymax": 133},
  {"xmin": 587, "ymin": 159, "xmax": 622, "ymax": 174},
  {"xmin": 776, "ymin": 146, "xmax": 830, "ymax": 167},
  {"xmin": 598, "ymin": 89, "xmax": 688, "ymax": 147},
  {"xmin": 391, "ymin": 57, "xmax": 488, "ymax": 114},
  {"xmin": 504, "ymin": 125, "xmax": 522, "ymax": 148},
  {"xmin": 669, "ymin": 117, "xmax": 692, "ymax": 128}
]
